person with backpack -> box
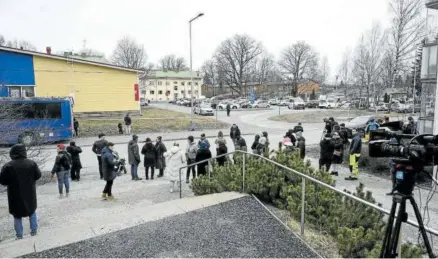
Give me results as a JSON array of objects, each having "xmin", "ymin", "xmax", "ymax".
[
  {"xmin": 198, "ymin": 133, "xmax": 211, "ymax": 149},
  {"xmin": 196, "ymin": 141, "xmax": 212, "ymax": 176},
  {"xmin": 185, "ymin": 136, "xmax": 198, "ymax": 183},
  {"xmin": 92, "ymin": 133, "xmax": 108, "ymax": 180},
  {"xmin": 66, "ymin": 141, "xmax": 82, "ymax": 181},
  {"xmin": 51, "ymin": 144, "xmax": 72, "ymax": 199}
]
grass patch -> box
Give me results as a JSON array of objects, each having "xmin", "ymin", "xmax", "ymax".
[{"xmin": 77, "ymin": 107, "xmax": 228, "ymax": 137}]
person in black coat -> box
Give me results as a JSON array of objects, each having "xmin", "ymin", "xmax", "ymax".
[
  {"xmin": 101, "ymin": 143, "xmax": 117, "ymax": 200},
  {"xmin": 67, "ymin": 141, "xmax": 82, "ymax": 181},
  {"xmin": 92, "ymin": 133, "xmax": 108, "ymax": 179},
  {"xmin": 0, "ymin": 144, "xmax": 42, "ymax": 239},
  {"xmin": 216, "ymin": 142, "xmax": 228, "ymax": 166},
  {"xmin": 73, "ymin": 117, "xmax": 80, "ymax": 137},
  {"xmin": 230, "ymin": 124, "xmax": 241, "ymax": 146},
  {"xmin": 330, "ymin": 132, "xmax": 343, "ymax": 176},
  {"xmin": 319, "ymin": 133, "xmax": 335, "ymax": 172},
  {"xmin": 196, "ymin": 141, "xmax": 212, "ymax": 176},
  {"xmin": 141, "ymin": 138, "xmax": 156, "ymax": 180}
]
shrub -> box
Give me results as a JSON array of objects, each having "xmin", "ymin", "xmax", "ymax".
[{"xmin": 190, "ymin": 150, "xmax": 423, "ymax": 258}]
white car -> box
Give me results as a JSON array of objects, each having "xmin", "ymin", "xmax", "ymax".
[
  {"xmin": 193, "ymin": 104, "xmax": 214, "ymax": 116},
  {"xmin": 218, "ymin": 103, "xmax": 239, "ymax": 110},
  {"xmin": 254, "ymin": 102, "xmax": 271, "ymax": 108},
  {"xmin": 279, "ymin": 100, "xmax": 289, "ymax": 106}
]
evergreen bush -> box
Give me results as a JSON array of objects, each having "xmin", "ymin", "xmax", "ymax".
[{"xmin": 190, "ymin": 150, "xmax": 423, "ymax": 258}]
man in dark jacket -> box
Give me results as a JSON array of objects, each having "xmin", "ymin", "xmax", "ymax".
[
  {"xmin": 0, "ymin": 144, "xmax": 42, "ymax": 239},
  {"xmin": 155, "ymin": 136, "xmax": 167, "ymax": 178},
  {"xmin": 235, "ymin": 136, "xmax": 247, "ymax": 152},
  {"xmin": 226, "ymin": 104, "xmax": 231, "ymax": 116},
  {"xmin": 198, "ymin": 133, "xmax": 211, "ymax": 149},
  {"xmin": 92, "ymin": 133, "xmax": 107, "ymax": 179},
  {"xmin": 101, "ymin": 143, "xmax": 116, "ymax": 200},
  {"xmin": 67, "ymin": 141, "xmax": 82, "ymax": 181},
  {"xmin": 124, "ymin": 113, "xmax": 132, "ymax": 135},
  {"xmin": 296, "ymin": 132, "xmax": 306, "ymax": 160},
  {"xmin": 196, "ymin": 141, "xmax": 212, "ymax": 175},
  {"xmin": 293, "ymin": 122, "xmax": 304, "ymax": 133},
  {"xmin": 51, "ymin": 144, "xmax": 72, "ymax": 198},
  {"xmin": 73, "ymin": 117, "xmax": 80, "ymax": 137},
  {"xmin": 403, "ymin": 116, "xmax": 418, "ymax": 135},
  {"xmin": 346, "ymin": 130, "xmax": 362, "ymax": 181},
  {"xmin": 319, "ymin": 133, "xmax": 334, "ymax": 172},
  {"xmin": 141, "ymin": 138, "xmax": 156, "ymax": 180},
  {"xmin": 128, "ymin": 134, "xmax": 142, "ymax": 181},
  {"xmin": 230, "ymin": 124, "xmax": 241, "ymax": 146}
]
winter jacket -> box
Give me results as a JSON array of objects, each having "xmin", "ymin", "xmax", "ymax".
[
  {"xmin": 403, "ymin": 122, "xmax": 417, "ymax": 134},
  {"xmin": 339, "ymin": 128, "xmax": 349, "ymax": 145},
  {"xmin": 251, "ymin": 135, "xmax": 260, "ymax": 151},
  {"xmin": 51, "ymin": 151, "xmax": 72, "ymax": 174},
  {"xmin": 0, "ymin": 144, "xmax": 42, "ymax": 218},
  {"xmin": 235, "ymin": 137, "xmax": 247, "ymax": 151},
  {"xmin": 124, "ymin": 116, "xmax": 132, "ymax": 126},
  {"xmin": 257, "ymin": 137, "xmax": 267, "ymax": 155},
  {"xmin": 155, "ymin": 142, "xmax": 167, "ymax": 169},
  {"xmin": 102, "ymin": 147, "xmax": 116, "ymax": 181},
  {"xmin": 128, "ymin": 140, "xmax": 141, "ymax": 165},
  {"xmin": 332, "ymin": 137, "xmax": 343, "ymax": 164},
  {"xmin": 196, "ymin": 148, "xmax": 212, "ymax": 176},
  {"xmin": 164, "ymin": 146, "xmax": 185, "ymax": 181},
  {"xmin": 92, "ymin": 139, "xmax": 108, "ymax": 156},
  {"xmin": 216, "ymin": 143, "xmax": 228, "ymax": 165},
  {"xmin": 186, "ymin": 142, "xmax": 198, "ymax": 161},
  {"xmin": 66, "ymin": 145, "xmax": 82, "ymax": 169},
  {"xmin": 215, "ymin": 137, "xmax": 227, "ymax": 146},
  {"xmin": 141, "ymin": 142, "xmax": 156, "ymax": 167},
  {"xmin": 297, "ymin": 137, "xmax": 306, "ymax": 159},
  {"xmin": 325, "ymin": 121, "xmax": 333, "ymax": 134},
  {"xmin": 366, "ymin": 122, "xmax": 380, "ymax": 132},
  {"xmin": 230, "ymin": 126, "xmax": 241, "ymax": 140},
  {"xmin": 320, "ymin": 138, "xmax": 335, "ymax": 160},
  {"xmin": 349, "ymin": 135, "xmax": 362, "ymax": 154},
  {"xmin": 73, "ymin": 119, "xmax": 79, "ymax": 129},
  {"xmin": 226, "ymin": 104, "xmax": 231, "ymax": 111},
  {"xmin": 198, "ymin": 138, "xmax": 211, "ymax": 149},
  {"xmin": 293, "ymin": 125, "xmax": 304, "ymax": 133}
]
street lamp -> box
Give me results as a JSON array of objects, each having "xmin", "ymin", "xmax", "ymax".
[{"xmin": 189, "ymin": 12, "xmax": 204, "ymax": 122}]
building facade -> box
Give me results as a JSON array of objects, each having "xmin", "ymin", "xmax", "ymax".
[
  {"xmin": 0, "ymin": 46, "xmax": 140, "ymax": 114},
  {"xmin": 140, "ymin": 71, "xmax": 202, "ymax": 101}
]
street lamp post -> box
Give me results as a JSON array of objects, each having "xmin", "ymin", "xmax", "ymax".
[{"xmin": 189, "ymin": 12, "xmax": 204, "ymax": 123}]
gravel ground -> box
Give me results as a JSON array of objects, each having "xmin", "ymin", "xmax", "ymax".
[{"xmin": 22, "ymin": 196, "xmax": 319, "ymax": 258}]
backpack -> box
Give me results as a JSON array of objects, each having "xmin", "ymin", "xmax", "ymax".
[{"xmin": 63, "ymin": 152, "xmax": 72, "ymax": 170}]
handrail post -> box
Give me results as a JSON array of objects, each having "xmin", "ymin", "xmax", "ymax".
[
  {"xmin": 208, "ymin": 159, "xmax": 212, "ymax": 193},
  {"xmin": 179, "ymin": 168, "xmax": 182, "ymax": 199},
  {"xmin": 301, "ymin": 177, "xmax": 306, "ymax": 235},
  {"xmin": 242, "ymin": 152, "xmax": 246, "ymax": 193}
]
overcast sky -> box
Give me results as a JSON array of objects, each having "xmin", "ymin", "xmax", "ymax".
[{"xmin": 1, "ymin": 0, "xmax": 392, "ymax": 81}]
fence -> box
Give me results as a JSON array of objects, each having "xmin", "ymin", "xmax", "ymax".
[{"xmin": 178, "ymin": 150, "xmax": 438, "ymax": 238}]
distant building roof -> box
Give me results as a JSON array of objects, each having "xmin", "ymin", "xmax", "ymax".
[
  {"xmin": 0, "ymin": 46, "xmax": 141, "ymax": 73},
  {"xmin": 143, "ymin": 70, "xmax": 202, "ymax": 80}
]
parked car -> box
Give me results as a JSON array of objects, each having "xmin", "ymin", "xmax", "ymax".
[
  {"xmin": 288, "ymin": 103, "xmax": 305, "ymax": 110},
  {"xmin": 268, "ymin": 99, "xmax": 279, "ymax": 105},
  {"xmin": 279, "ymin": 100, "xmax": 289, "ymax": 106},
  {"xmin": 254, "ymin": 102, "xmax": 271, "ymax": 108},
  {"xmin": 193, "ymin": 104, "xmax": 214, "ymax": 116},
  {"xmin": 306, "ymin": 101, "xmax": 319, "ymax": 108},
  {"xmin": 217, "ymin": 102, "xmax": 239, "ymax": 110},
  {"xmin": 345, "ymin": 115, "xmax": 375, "ymax": 138}
]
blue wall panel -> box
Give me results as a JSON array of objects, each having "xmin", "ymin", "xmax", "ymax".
[{"xmin": 0, "ymin": 50, "xmax": 35, "ymax": 86}]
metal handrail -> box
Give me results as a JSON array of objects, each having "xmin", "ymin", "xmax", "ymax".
[{"xmin": 178, "ymin": 150, "xmax": 438, "ymax": 237}]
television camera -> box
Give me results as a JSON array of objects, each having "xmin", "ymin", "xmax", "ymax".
[{"xmin": 368, "ymin": 130, "xmax": 437, "ymax": 258}]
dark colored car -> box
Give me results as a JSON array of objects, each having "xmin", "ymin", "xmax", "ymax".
[{"xmin": 306, "ymin": 101, "xmax": 318, "ymax": 108}]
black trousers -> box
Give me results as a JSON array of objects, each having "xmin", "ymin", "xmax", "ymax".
[
  {"xmin": 97, "ymin": 156, "xmax": 103, "ymax": 178},
  {"xmin": 103, "ymin": 180, "xmax": 113, "ymax": 196},
  {"xmin": 227, "ymin": 110, "xmax": 230, "ymax": 116},
  {"xmin": 145, "ymin": 166, "xmax": 154, "ymax": 179},
  {"xmin": 319, "ymin": 157, "xmax": 331, "ymax": 172},
  {"xmin": 158, "ymin": 168, "xmax": 164, "ymax": 177},
  {"xmin": 74, "ymin": 128, "xmax": 79, "ymax": 137},
  {"xmin": 70, "ymin": 164, "xmax": 81, "ymax": 180},
  {"xmin": 186, "ymin": 159, "xmax": 196, "ymax": 179}
]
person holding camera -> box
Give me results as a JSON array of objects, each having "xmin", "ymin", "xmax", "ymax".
[{"xmin": 346, "ymin": 129, "xmax": 361, "ymax": 181}]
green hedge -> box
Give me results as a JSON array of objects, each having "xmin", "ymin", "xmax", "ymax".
[{"xmin": 190, "ymin": 151, "xmax": 423, "ymax": 258}]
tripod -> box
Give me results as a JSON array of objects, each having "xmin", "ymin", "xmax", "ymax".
[{"xmin": 380, "ymin": 193, "xmax": 435, "ymax": 258}]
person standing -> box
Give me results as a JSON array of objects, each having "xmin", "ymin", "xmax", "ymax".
[
  {"xmin": 262, "ymin": 131, "xmax": 270, "ymax": 157},
  {"xmin": 92, "ymin": 133, "xmax": 107, "ymax": 180},
  {"xmin": 124, "ymin": 113, "xmax": 132, "ymax": 135},
  {"xmin": 251, "ymin": 134, "xmax": 260, "ymax": 154},
  {"xmin": 198, "ymin": 133, "xmax": 211, "ymax": 149},
  {"xmin": 196, "ymin": 141, "xmax": 212, "ymax": 176},
  {"xmin": 293, "ymin": 122, "xmax": 304, "ymax": 133},
  {"xmin": 403, "ymin": 116, "xmax": 418, "ymax": 134},
  {"xmin": 67, "ymin": 141, "xmax": 82, "ymax": 181},
  {"xmin": 73, "ymin": 117, "xmax": 80, "ymax": 137},
  {"xmin": 215, "ymin": 131, "xmax": 227, "ymax": 147},
  {"xmin": 141, "ymin": 138, "xmax": 156, "ymax": 180},
  {"xmin": 101, "ymin": 142, "xmax": 117, "ymax": 200},
  {"xmin": 330, "ymin": 132, "xmax": 343, "ymax": 176},
  {"xmin": 216, "ymin": 140, "xmax": 228, "ymax": 166},
  {"xmin": 128, "ymin": 134, "xmax": 142, "ymax": 181},
  {"xmin": 186, "ymin": 136, "xmax": 198, "ymax": 183},
  {"xmin": 51, "ymin": 144, "xmax": 72, "ymax": 199},
  {"xmin": 226, "ymin": 103, "xmax": 231, "ymax": 117},
  {"xmin": 0, "ymin": 144, "xmax": 42, "ymax": 239},
  {"xmin": 155, "ymin": 136, "xmax": 167, "ymax": 178},
  {"xmin": 257, "ymin": 135, "xmax": 267, "ymax": 156},
  {"xmin": 235, "ymin": 135, "xmax": 247, "ymax": 152},
  {"xmin": 319, "ymin": 133, "xmax": 334, "ymax": 172},
  {"xmin": 164, "ymin": 143, "xmax": 186, "ymax": 193},
  {"xmin": 346, "ymin": 130, "xmax": 362, "ymax": 181},
  {"xmin": 230, "ymin": 124, "xmax": 241, "ymax": 146},
  {"xmin": 296, "ymin": 131, "xmax": 306, "ymax": 160}
]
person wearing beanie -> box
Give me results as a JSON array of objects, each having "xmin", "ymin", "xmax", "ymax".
[
  {"xmin": 185, "ymin": 135, "xmax": 198, "ymax": 183},
  {"xmin": 67, "ymin": 141, "xmax": 83, "ymax": 181},
  {"xmin": 198, "ymin": 133, "xmax": 211, "ymax": 149},
  {"xmin": 128, "ymin": 134, "xmax": 142, "ymax": 180},
  {"xmin": 196, "ymin": 141, "xmax": 212, "ymax": 176},
  {"xmin": 0, "ymin": 144, "xmax": 42, "ymax": 239},
  {"xmin": 51, "ymin": 144, "xmax": 72, "ymax": 198},
  {"xmin": 92, "ymin": 133, "xmax": 108, "ymax": 179},
  {"xmin": 141, "ymin": 137, "xmax": 156, "ymax": 180},
  {"xmin": 319, "ymin": 133, "xmax": 334, "ymax": 172},
  {"xmin": 101, "ymin": 142, "xmax": 117, "ymax": 200},
  {"xmin": 346, "ymin": 129, "xmax": 361, "ymax": 181},
  {"xmin": 155, "ymin": 136, "xmax": 167, "ymax": 177}
]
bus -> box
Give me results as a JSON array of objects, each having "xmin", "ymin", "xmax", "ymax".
[{"xmin": 0, "ymin": 98, "xmax": 73, "ymax": 145}]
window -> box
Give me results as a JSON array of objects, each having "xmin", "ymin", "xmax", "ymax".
[
  {"xmin": 149, "ymin": 81, "xmax": 155, "ymax": 86},
  {"xmin": 22, "ymin": 87, "xmax": 35, "ymax": 97},
  {"xmin": 173, "ymin": 81, "xmax": 178, "ymax": 84},
  {"xmin": 158, "ymin": 90, "xmax": 163, "ymax": 95},
  {"xmin": 174, "ymin": 86, "xmax": 178, "ymax": 91},
  {"xmin": 181, "ymin": 82, "xmax": 185, "ymax": 86},
  {"xmin": 188, "ymin": 82, "xmax": 192, "ymax": 86},
  {"xmin": 150, "ymin": 90, "xmax": 155, "ymax": 95},
  {"xmin": 46, "ymin": 103, "xmax": 62, "ymax": 119},
  {"xmin": 141, "ymin": 90, "xmax": 146, "ymax": 94},
  {"xmin": 195, "ymin": 82, "xmax": 199, "ymax": 86},
  {"xmin": 158, "ymin": 81, "xmax": 163, "ymax": 86},
  {"xmin": 181, "ymin": 90, "xmax": 184, "ymax": 95}
]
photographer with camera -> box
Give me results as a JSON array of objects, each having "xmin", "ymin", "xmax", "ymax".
[{"xmin": 346, "ymin": 129, "xmax": 361, "ymax": 181}]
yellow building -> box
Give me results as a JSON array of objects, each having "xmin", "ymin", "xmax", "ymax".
[
  {"xmin": 140, "ymin": 71, "xmax": 203, "ymax": 101},
  {"xmin": 0, "ymin": 46, "xmax": 141, "ymax": 114}
]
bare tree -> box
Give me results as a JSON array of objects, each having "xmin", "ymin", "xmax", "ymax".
[
  {"xmin": 5, "ymin": 39, "xmax": 37, "ymax": 51},
  {"xmin": 252, "ymin": 54, "xmax": 277, "ymax": 85},
  {"xmin": 159, "ymin": 54, "xmax": 188, "ymax": 72},
  {"xmin": 352, "ymin": 36, "xmax": 367, "ymax": 106},
  {"xmin": 214, "ymin": 34, "xmax": 263, "ymax": 95},
  {"xmin": 388, "ymin": 0, "xmax": 425, "ymax": 88},
  {"xmin": 338, "ymin": 48, "xmax": 352, "ymax": 86},
  {"xmin": 278, "ymin": 41, "xmax": 319, "ymax": 96},
  {"xmin": 0, "ymin": 35, "xmax": 5, "ymax": 46},
  {"xmin": 316, "ymin": 56, "xmax": 330, "ymax": 85},
  {"xmin": 111, "ymin": 36, "xmax": 148, "ymax": 70}
]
